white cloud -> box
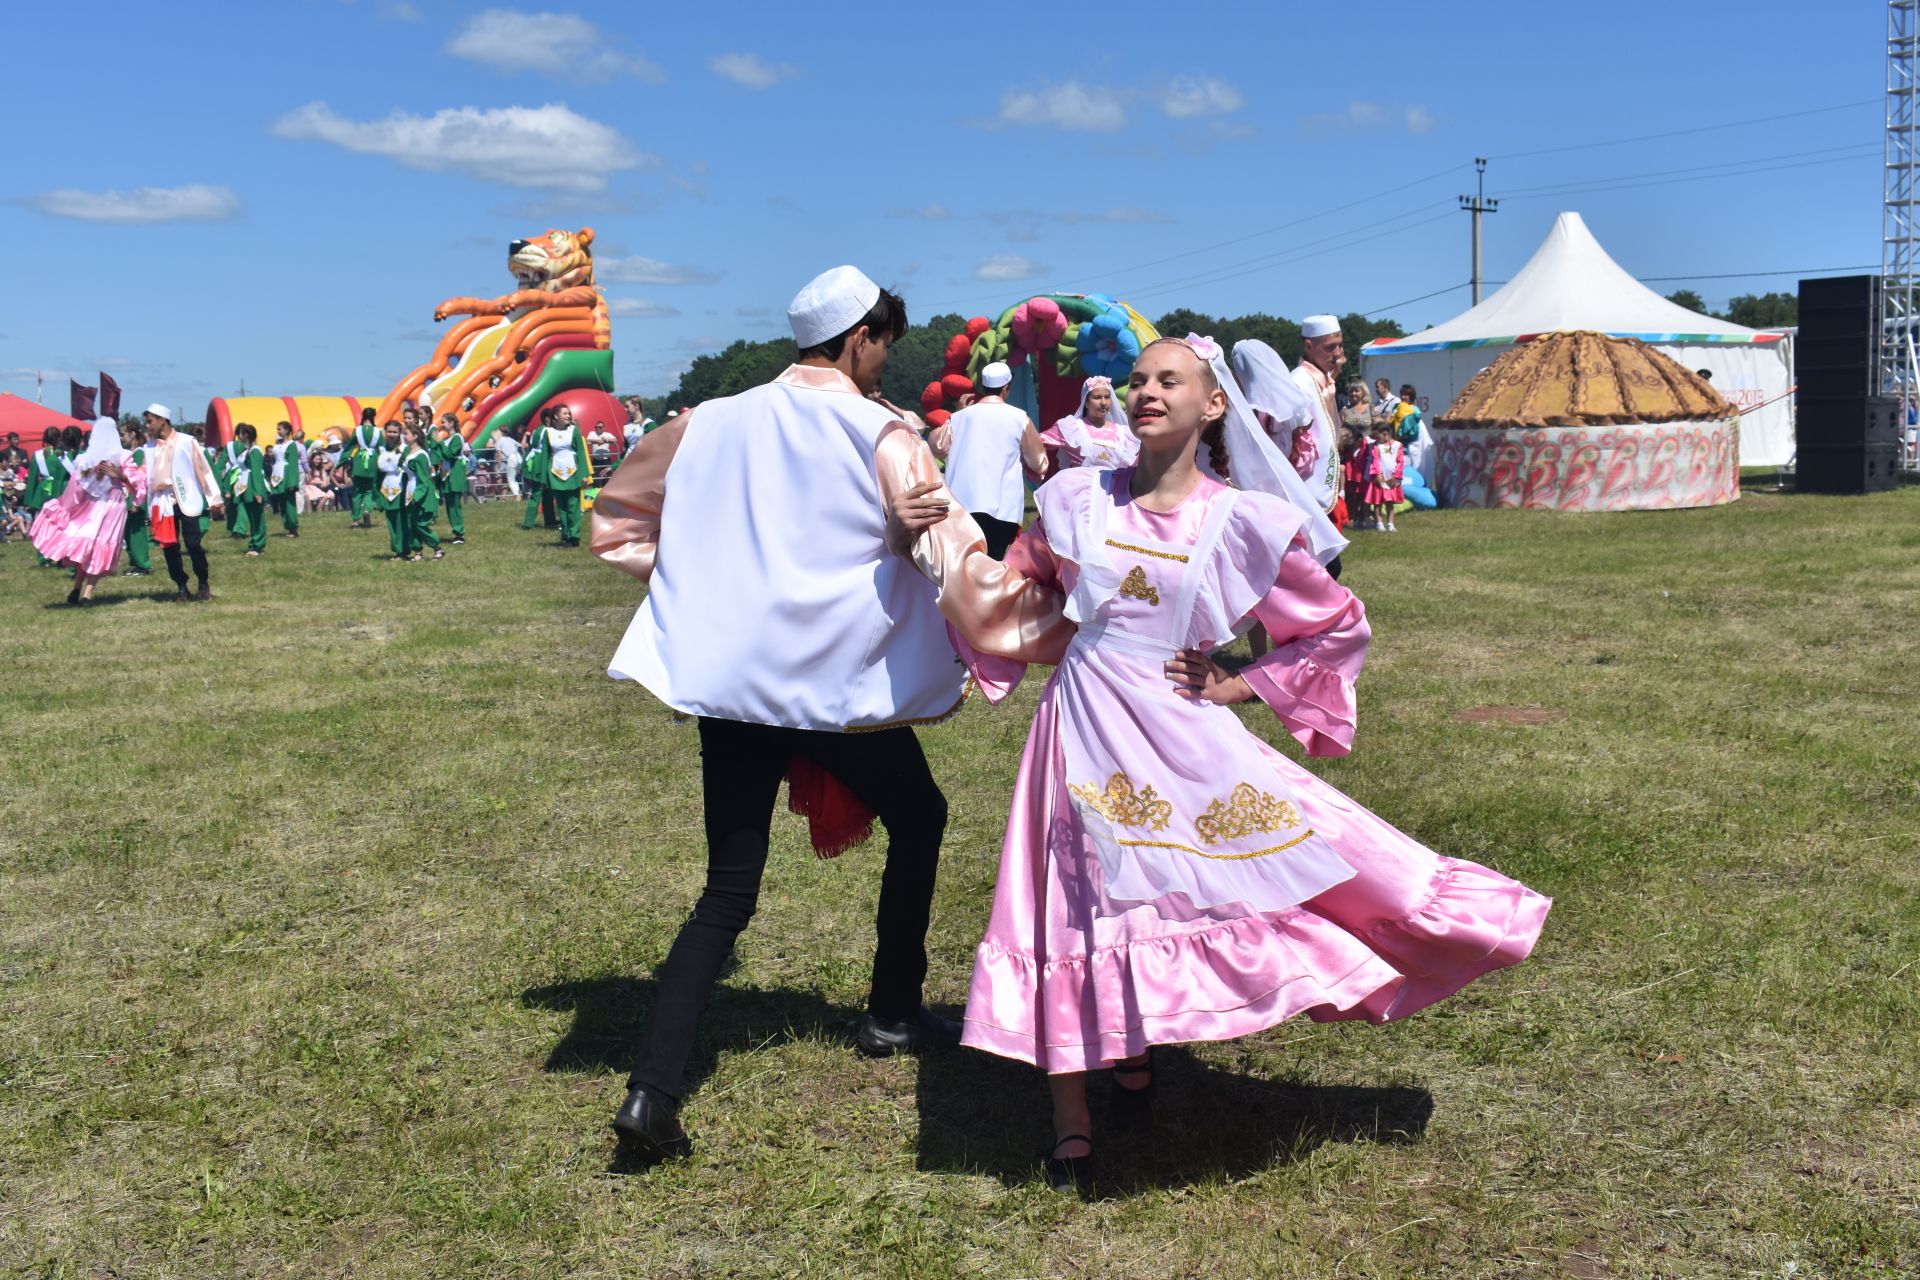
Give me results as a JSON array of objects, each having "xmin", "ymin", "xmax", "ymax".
[
  {"xmin": 1156, "ymin": 76, "xmax": 1243, "ymax": 119},
  {"xmin": 272, "ymin": 102, "xmax": 653, "ymax": 193},
  {"xmin": 607, "ymin": 298, "xmax": 681, "ymax": 318},
  {"xmin": 24, "ymin": 184, "xmax": 240, "ymax": 224},
  {"xmin": 597, "ymin": 255, "xmax": 721, "ymax": 286},
  {"xmin": 446, "ymin": 9, "xmax": 664, "ymax": 83},
  {"xmin": 709, "ymin": 52, "xmax": 798, "ymax": 89},
  {"xmin": 974, "ymin": 255, "xmax": 1045, "ymax": 282},
  {"xmin": 890, "ymin": 203, "xmax": 952, "ymax": 220},
  {"xmin": 998, "ymin": 81, "xmax": 1126, "ymax": 132},
  {"xmin": 1298, "ymin": 100, "xmax": 1434, "ymax": 137}
]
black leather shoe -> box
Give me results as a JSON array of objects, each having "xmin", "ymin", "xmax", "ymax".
[
  {"xmin": 1043, "ymin": 1134, "xmax": 1094, "ymax": 1194},
  {"xmin": 855, "ymin": 1007, "xmax": 962, "ymax": 1058},
  {"xmin": 610, "ymin": 1085, "xmax": 691, "ymax": 1160}
]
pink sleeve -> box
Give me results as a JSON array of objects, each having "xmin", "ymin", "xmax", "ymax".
[
  {"xmin": 942, "ymin": 519, "xmax": 1069, "ymax": 701},
  {"xmin": 125, "ymin": 460, "xmax": 149, "ymax": 504},
  {"xmin": 1238, "ymin": 542, "xmax": 1371, "ymax": 756}
]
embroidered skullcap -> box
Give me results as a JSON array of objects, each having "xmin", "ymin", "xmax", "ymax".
[
  {"xmin": 787, "ymin": 265, "xmax": 882, "ymax": 347},
  {"xmin": 979, "ymin": 361, "xmax": 1012, "ymax": 389},
  {"xmin": 1300, "ymin": 315, "xmax": 1341, "ymax": 339},
  {"xmin": 145, "ymin": 403, "xmax": 172, "ymax": 421}
]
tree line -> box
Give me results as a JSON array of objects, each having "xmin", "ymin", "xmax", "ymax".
[
  {"xmin": 640, "ymin": 309, "xmax": 1407, "ymax": 413},
  {"xmin": 1665, "ymin": 290, "xmax": 1797, "ymax": 329}
]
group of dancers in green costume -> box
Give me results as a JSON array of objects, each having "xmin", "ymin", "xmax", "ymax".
[
  {"xmin": 336, "ymin": 406, "xmax": 473, "ymax": 562},
  {"xmin": 514, "ymin": 404, "xmax": 593, "ymax": 547},
  {"xmin": 207, "ymin": 421, "xmax": 306, "ymax": 557}
]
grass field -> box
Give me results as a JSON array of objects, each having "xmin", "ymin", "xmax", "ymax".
[{"xmin": 3, "ymin": 485, "xmax": 1918, "ymax": 1279}]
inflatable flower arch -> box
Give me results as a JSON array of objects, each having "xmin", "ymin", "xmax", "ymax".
[{"xmin": 920, "ymin": 293, "xmax": 1160, "ymax": 431}]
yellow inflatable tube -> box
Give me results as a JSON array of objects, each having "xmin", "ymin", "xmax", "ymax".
[{"xmin": 205, "ymin": 395, "xmax": 387, "ymax": 447}]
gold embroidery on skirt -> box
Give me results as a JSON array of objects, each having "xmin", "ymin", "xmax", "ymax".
[
  {"xmin": 1117, "ymin": 565, "xmax": 1160, "ymax": 605},
  {"xmin": 1195, "ymin": 782, "xmax": 1301, "ymax": 845},
  {"xmin": 1069, "ymin": 771, "xmax": 1173, "ymax": 832}
]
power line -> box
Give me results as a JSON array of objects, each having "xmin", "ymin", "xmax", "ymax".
[
  {"xmin": 1362, "ymin": 282, "xmax": 1472, "ymax": 317},
  {"xmin": 1487, "ymin": 98, "xmax": 1879, "ymax": 161},
  {"xmin": 1497, "ymin": 141, "xmax": 1880, "ymax": 197},
  {"xmin": 1637, "ymin": 265, "xmax": 1878, "ymax": 282},
  {"xmin": 1498, "ymin": 148, "xmax": 1881, "ymax": 204},
  {"xmin": 1121, "ymin": 209, "xmax": 1459, "ymax": 303},
  {"xmin": 1115, "ymin": 201, "xmax": 1453, "ymax": 297}
]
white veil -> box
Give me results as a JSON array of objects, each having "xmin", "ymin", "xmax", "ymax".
[
  {"xmin": 72, "ymin": 417, "xmax": 127, "ymax": 500},
  {"xmin": 1180, "ymin": 335, "xmax": 1348, "ymax": 566}
]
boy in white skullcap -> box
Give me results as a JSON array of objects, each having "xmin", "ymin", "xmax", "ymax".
[
  {"xmin": 1292, "ymin": 315, "xmax": 1346, "ymax": 579},
  {"xmin": 591, "ymin": 265, "xmax": 1075, "ymax": 1162},
  {"xmin": 941, "ymin": 360, "xmax": 1049, "ymax": 560}
]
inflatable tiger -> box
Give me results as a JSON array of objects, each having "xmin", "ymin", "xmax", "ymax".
[{"xmin": 434, "ymin": 226, "xmax": 610, "ymax": 349}]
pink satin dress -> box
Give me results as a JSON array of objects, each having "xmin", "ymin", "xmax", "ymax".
[
  {"xmin": 31, "ymin": 459, "xmax": 147, "ymax": 577},
  {"xmin": 952, "ymin": 467, "xmax": 1549, "ymax": 1073}
]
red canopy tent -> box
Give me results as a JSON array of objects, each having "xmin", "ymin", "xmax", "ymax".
[{"xmin": 0, "ymin": 392, "xmax": 91, "ymax": 445}]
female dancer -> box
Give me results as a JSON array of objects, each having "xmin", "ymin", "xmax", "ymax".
[
  {"xmin": 401, "ymin": 422, "xmax": 446, "ymax": 561},
  {"xmin": 1365, "ymin": 421, "xmax": 1405, "ymax": 534},
  {"xmin": 31, "ymin": 417, "xmax": 148, "ymax": 605},
  {"xmin": 1038, "ymin": 375, "xmax": 1137, "ymax": 472},
  {"xmin": 890, "ymin": 336, "xmax": 1548, "ymax": 1191}
]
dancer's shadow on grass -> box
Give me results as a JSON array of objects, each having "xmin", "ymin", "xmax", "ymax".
[
  {"xmin": 912, "ymin": 1047, "xmax": 1433, "ymax": 1196},
  {"xmin": 522, "ymin": 971, "xmax": 865, "ymax": 1172}
]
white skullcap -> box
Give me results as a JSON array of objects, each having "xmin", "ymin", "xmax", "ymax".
[
  {"xmin": 979, "ymin": 361, "xmax": 1012, "ymax": 389},
  {"xmin": 787, "ymin": 264, "xmax": 881, "ymax": 347},
  {"xmin": 1300, "ymin": 315, "xmax": 1341, "ymax": 339},
  {"xmin": 145, "ymin": 403, "xmax": 172, "ymax": 420}
]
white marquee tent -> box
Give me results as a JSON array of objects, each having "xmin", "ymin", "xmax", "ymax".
[{"xmin": 1362, "ymin": 212, "xmax": 1794, "ymax": 466}]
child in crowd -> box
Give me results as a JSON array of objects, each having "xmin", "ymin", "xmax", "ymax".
[
  {"xmin": 402, "ymin": 422, "xmax": 446, "ymax": 561},
  {"xmin": 1341, "ymin": 427, "xmax": 1372, "ymax": 529},
  {"xmin": 1365, "ymin": 422, "xmax": 1406, "ymax": 533},
  {"xmin": 230, "ymin": 423, "xmax": 269, "ymax": 556}
]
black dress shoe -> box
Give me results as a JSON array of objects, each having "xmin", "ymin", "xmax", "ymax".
[
  {"xmin": 1043, "ymin": 1134, "xmax": 1094, "ymax": 1194},
  {"xmin": 855, "ymin": 1007, "xmax": 962, "ymax": 1058},
  {"xmin": 1109, "ymin": 1050, "xmax": 1156, "ymax": 1123},
  {"xmin": 611, "ymin": 1085, "xmax": 691, "ymax": 1160}
]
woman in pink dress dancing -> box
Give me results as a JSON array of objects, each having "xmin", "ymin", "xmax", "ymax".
[
  {"xmin": 31, "ymin": 417, "xmax": 148, "ymax": 606},
  {"xmin": 889, "ymin": 337, "xmax": 1550, "ymax": 1192}
]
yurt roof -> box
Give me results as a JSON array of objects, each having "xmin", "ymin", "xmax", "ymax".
[
  {"xmin": 1364, "ymin": 212, "xmax": 1784, "ymax": 354},
  {"xmin": 1436, "ymin": 330, "xmax": 1735, "ymax": 429}
]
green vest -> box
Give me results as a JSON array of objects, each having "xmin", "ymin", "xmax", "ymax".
[
  {"xmin": 437, "ymin": 435, "xmax": 470, "ymax": 494},
  {"xmin": 403, "ymin": 449, "xmax": 440, "ymax": 514},
  {"xmin": 540, "ymin": 425, "xmax": 588, "ymax": 492},
  {"xmin": 26, "ymin": 448, "xmax": 66, "ymax": 507}
]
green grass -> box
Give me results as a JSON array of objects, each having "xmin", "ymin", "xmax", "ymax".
[{"xmin": 3, "ymin": 490, "xmax": 1918, "ymax": 1278}]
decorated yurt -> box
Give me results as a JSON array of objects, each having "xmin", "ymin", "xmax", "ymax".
[{"xmin": 1430, "ymin": 330, "xmax": 1739, "ymax": 511}]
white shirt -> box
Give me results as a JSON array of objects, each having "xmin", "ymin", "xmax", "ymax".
[
  {"xmin": 943, "ymin": 400, "xmax": 1032, "ymax": 523},
  {"xmin": 1289, "ymin": 362, "xmax": 1341, "ymax": 512}
]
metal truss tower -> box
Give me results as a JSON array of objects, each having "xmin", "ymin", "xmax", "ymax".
[{"xmin": 1885, "ymin": 0, "xmax": 1919, "ymax": 403}]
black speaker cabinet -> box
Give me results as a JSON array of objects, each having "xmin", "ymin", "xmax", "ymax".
[
  {"xmin": 1796, "ymin": 442, "xmax": 1901, "ymax": 495},
  {"xmin": 1797, "ymin": 394, "xmax": 1902, "ymax": 447},
  {"xmin": 1796, "ymin": 274, "xmax": 1880, "ymax": 399}
]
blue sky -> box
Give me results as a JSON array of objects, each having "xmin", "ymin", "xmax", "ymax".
[{"xmin": 0, "ymin": 1, "xmax": 1879, "ymax": 411}]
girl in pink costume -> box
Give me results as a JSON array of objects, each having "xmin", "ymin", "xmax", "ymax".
[
  {"xmin": 1038, "ymin": 375, "xmax": 1138, "ymax": 472},
  {"xmin": 890, "ymin": 336, "xmax": 1548, "ymax": 1192},
  {"xmin": 1364, "ymin": 422, "xmax": 1406, "ymax": 533},
  {"xmin": 31, "ymin": 417, "xmax": 148, "ymax": 606}
]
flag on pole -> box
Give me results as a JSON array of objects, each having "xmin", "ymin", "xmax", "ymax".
[
  {"xmin": 35, "ymin": 371, "xmax": 43, "ymax": 403},
  {"xmin": 70, "ymin": 380, "xmax": 97, "ymax": 420},
  {"xmin": 99, "ymin": 371, "xmax": 121, "ymax": 420}
]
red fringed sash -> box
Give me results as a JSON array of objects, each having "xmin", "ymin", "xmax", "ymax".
[{"xmin": 784, "ymin": 755, "xmax": 877, "ymax": 859}]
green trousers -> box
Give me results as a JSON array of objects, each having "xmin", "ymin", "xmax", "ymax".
[
  {"xmin": 125, "ymin": 506, "xmax": 151, "ymax": 572},
  {"xmin": 226, "ymin": 498, "xmax": 247, "ymax": 537},
  {"xmin": 352, "ymin": 476, "xmax": 376, "ymax": 522},
  {"xmin": 385, "ymin": 508, "xmax": 407, "ymax": 557},
  {"xmin": 409, "ymin": 505, "xmax": 440, "ymax": 554},
  {"xmin": 552, "ymin": 488, "xmax": 582, "ymax": 543},
  {"xmin": 277, "ymin": 491, "xmax": 299, "ymax": 535},
  {"xmin": 523, "ymin": 484, "xmax": 546, "ymax": 529},
  {"xmin": 244, "ymin": 500, "xmax": 266, "ymax": 552},
  {"xmin": 444, "ymin": 492, "xmax": 464, "ymax": 539}
]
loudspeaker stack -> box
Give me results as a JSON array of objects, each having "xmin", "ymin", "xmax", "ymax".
[{"xmin": 1795, "ymin": 274, "xmax": 1899, "ymax": 494}]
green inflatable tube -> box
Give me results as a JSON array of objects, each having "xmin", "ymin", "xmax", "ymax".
[{"xmin": 473, "ymin": 348, "xmax": 614, "ymax": 447}]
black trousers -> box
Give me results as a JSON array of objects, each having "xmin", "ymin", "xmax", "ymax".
[
  {"xmin": 628, "ymin": 716, "xmax": 950, "ymax": 1099},
  {"xmin": 161, "ymin": 514, "xmax": 209, "ymax": 590},
  {"xmin": 973, "ymin": 513, "xmax": 1020, "ymax": 561},
  {"xmin": 1325, "ymin": 553, "xmax": 1343, "ymax": 582}
]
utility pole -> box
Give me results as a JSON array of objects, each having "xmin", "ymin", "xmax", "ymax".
[{"xmin": 1459, "ymin": 157, "xmax": 1499, "ymax": 305}]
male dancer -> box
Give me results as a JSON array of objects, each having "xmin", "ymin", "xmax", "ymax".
[
  {"xmin": 143, "ymin": 404, "xmax": 223, "ymax": 600},
  {"xmin": 1293, "ymin": 315, "xmax": 1348, "ymax": 580},
  {"xmin": 941, "ymin": 361, "xmax": 1048, "ymax": 560},
  {"xmin": 593, "ymin": 266, "xmax": 998, "ymax": 1160}
]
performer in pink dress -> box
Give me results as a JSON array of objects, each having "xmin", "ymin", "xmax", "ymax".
[
  {"xmin": 31, "ymin": 417, "xmax": 148, "ymax": 605},
  {"xmin": 1038, "ymin": 375, "xmax": 1138, "ymax": 472},
  {"xmin": 1363, "ymin": 423, "xmax": 1407, "ymax": 533},
  {"xmin": 888, "ymin": 336, "xmax": 1549, "ymax": 1192}
]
